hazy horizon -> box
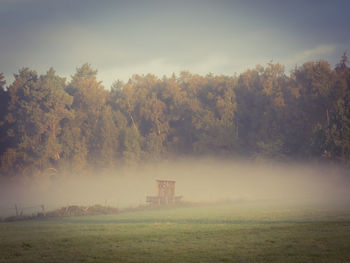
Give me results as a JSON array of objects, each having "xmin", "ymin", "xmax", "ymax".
[
  {"xmin": 1, "ymin": 158, "xmax": 349, "ymax": 217},
  {"xmin": 1, "ymin": 0, "xmax": 350, "ymax": 88}
]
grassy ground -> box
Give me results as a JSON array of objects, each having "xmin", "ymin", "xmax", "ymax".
[{"xmin": 1, "ymin": 203, "xmax": 350, "ymax": 263}]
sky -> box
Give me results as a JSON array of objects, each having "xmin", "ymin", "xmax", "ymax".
[{"xmin": 0, "ymin": 0, "xmax": 350, "ymax": 89}]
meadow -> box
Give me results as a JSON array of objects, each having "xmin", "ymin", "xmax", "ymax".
[{"xmin": 1, "ymin": 202, "xmax": 350, "ymax": 263}]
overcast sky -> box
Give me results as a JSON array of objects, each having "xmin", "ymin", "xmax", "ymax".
[{"xmin": 1, "ymin": 0, "xmax": 349, "ymax": 88}]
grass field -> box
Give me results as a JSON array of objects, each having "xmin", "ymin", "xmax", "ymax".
[{"xmin": 1, "ymin": 203, "xmax": 350, "ymax": 263}]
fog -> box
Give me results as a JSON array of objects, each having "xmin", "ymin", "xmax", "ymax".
[{"xmin": 1, "ymin": 158, "xmax": 349, "ymax": 217}]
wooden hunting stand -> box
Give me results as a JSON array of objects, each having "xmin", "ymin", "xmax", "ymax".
[{"xmin": 146, "ymin": 180, "xmax": 182, "ymax": 205}]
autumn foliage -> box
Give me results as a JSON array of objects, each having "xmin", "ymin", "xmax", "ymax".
[{"xmin": 0, "ymin": 54, "xmax": 350, "ymax": 176}]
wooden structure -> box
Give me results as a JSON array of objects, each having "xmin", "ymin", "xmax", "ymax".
[{"xmin": 146, "ymin": 180, "xmax": 182, "ymax": 205}]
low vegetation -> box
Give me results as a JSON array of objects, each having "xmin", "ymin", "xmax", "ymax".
[
  {"xmin": 1, "ymin": 203, "xmax": 350, "ymax": 263},
  {"xmin": 1, "ymin": 204, "xmax": 119, "ymax": 222}
]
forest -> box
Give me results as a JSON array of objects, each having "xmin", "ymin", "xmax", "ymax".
[{"xmin": 0, "ymin": 53, "xmax": 349, "ymax": 177}]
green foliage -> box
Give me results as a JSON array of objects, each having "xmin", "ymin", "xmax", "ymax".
[
  {"xmin": 235, "ymin": 64, "xmax": 287, "ymax": 156},
  {"xmin": 119, "ymin": 126, "xmax": 144, "ymax": 164}
]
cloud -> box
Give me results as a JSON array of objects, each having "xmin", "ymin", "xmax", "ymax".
[
  {"xmin": 0, "ymin": 0, "xmax": 34, "ymax": 3},
  {"xmin": 282, "ymin": 44, "xmax": 337, "ymax": 67},
  {"xmin": 98, "ymin": 54, "xmax": 272, "ymax": 88},
  {"xmin": 98, "ymin": 55, "xmax": 235, "ymax": 88},
  {"xmin": 188, "ymin": 55, "xmax": 232, "ymax": 75},
  {"xmin": 98, "ymin": 58, "xmax": 182, "ymax": 87}
]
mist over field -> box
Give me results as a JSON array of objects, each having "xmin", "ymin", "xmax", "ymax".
[
  {"xmin": 1, "ymin": 1, "xmax": 350, "ymax": 262},
  {"xmin": 1, "ymin": 158, "xmax": 349, "ymax": 217}
]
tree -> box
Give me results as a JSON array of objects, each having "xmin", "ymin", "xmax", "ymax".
[
  {"xmin": 235, "ymin": 64, "xmax": 288, "ymax": 157},
  {"xmin": 119, "ymin": 126, "xmax": 144, "ymax": 165},
  {"xmin": 66, "ymin": 63, "xmax": 109, "ymax": 169},
  {"xmin": 290, "ymin": 61, "xmax": 335, "ymax": 158},
  {"xmin": 37, "ymin": 68, "xmax": 73, "ymax": 168},
  {"xmin": 321, "ymin": 54, "xmax": 350, "ymax": 163},
  {"xmin": 191, "ymin": 75, "xmax": 238, "ymax": 154},
  {"xmin": 1, "ymin": 57, "xmax": 350, "ymax": 174},
  {"xmin": 335, "ymin": 52, "xmax": 349, "ymax": 72},
  {"xmin": 1, "ymin": 68, "xmax": 72, "ymax": 175},
  {"xmin": 0, "ymin": 73, "xmax": 9, "ymax": 156},
  {"xmin": 90, "ymin": 105, "xmax": 120, "ymax": 167},
  {"xmin": 1, "ymin": 68, "xmax": 40, "ymax": 175}
]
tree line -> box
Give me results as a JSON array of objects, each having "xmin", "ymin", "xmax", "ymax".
[{"xmin": 0, "ymin": 54, "xmax": 350, "ymax": 176}]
